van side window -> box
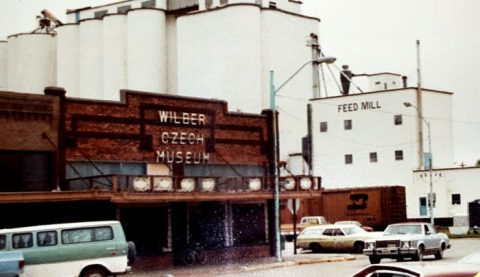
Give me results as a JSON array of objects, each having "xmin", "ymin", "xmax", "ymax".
[
  {"xmin": 62, "ymin": 227, "xmax": 113, "ymax": 244},
  {"xmin": 37, "ymin": 231, "xmax": 57, "ymax": 247},
  {"xmin": 0, "ymin": 235, "xmax": 5, "ymax": 249},
  {"xmin": 13, "ymin": 233, "xmax": 33, "ymax": 249}
]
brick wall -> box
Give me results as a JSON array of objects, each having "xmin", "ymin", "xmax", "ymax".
[
  {"xmin": 64, "ymin": 90, "xmax": 271, "ymax": 166},
  {"xmin": 0, "ymin": 91, "xmax": 59, "ymax": 151}
]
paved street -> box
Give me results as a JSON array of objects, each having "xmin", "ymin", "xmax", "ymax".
[{"xmin": 129, "ymin": 238, "xmax": 480, "ymax": 277}]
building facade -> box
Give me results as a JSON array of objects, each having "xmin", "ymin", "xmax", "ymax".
[
  {"xmin": 308, "ymin": 72, "xmax": 480, "ymax": 224},
  {"xmin": 311, "ymin": 86, "xmax": 453, "ymax": 188},
  {"xmin": 410, "ymin": 166, "xmax": 480, "ymax": 226},
  {"xmin": 0, "ymin": 87, "xmax": 322, "ymax": 266},
  {"xmin": 0, "ymin": 0, "xmax": 320, "ymax": 160}
]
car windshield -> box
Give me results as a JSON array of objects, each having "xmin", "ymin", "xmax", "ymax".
[
  {"xmin": 299, "ymin": 228, "xmax": 324, "ymax": 237},
  {"xmin": 335, "ymin": 221, "xmax": 361, "ymax": 227},
  {"xmin": 384, "ymin": 225, "xmax": 422, "ymax": 235}
]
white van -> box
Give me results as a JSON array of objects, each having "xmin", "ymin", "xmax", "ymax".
[{"xmin": 0, "ymin": 221, "xmax": 135, "ymax": 277}]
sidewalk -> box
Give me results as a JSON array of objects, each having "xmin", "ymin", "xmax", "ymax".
[{"xmin": 130, "ymin": 246, "xmax": 356, "ymax": 276}]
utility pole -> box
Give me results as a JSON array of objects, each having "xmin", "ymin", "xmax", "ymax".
[
  {"xmin": 416, "ymin": 40, "xmax": 425, "ymax": 169},
  {"xmin": 308, "ymin": 33, "xmax": 321, "ymax": 98}
]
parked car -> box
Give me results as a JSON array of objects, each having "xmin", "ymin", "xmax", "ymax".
[
  {"xmin": 334, "ymin": 220, "xmax": 374, "ymax": 232},
  {"xmin": 0, "ymin": 251, "xmax": 24, "ymax": 277},
  {"xmin": 297, "ymin": 224, "xmax": 380, "ymax": 253},
  {"xmin": 353, "ymin": 251, "xmax": 480, "ymax": 277},
  {"xmin": 363, "ymin": 222, "xmax": 450, "ymax": 264},
  {"xmin": 0, "ymin": 221, "xmax": 135, "ymax": 277},
  {"xmin": 281, "ymin": 216, "xmax": 328, "ymax": 242}
]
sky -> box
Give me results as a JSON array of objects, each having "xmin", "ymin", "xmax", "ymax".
[{"xmin": 0, "ymin": 0, "xmax": 479, "ymax": 165}]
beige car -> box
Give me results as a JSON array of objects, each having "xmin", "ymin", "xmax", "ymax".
[{"xmin": 297, "ymin": 224, "xmax": 380, "ymax": 253}]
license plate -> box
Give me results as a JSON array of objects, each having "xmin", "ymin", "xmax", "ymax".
[
  {"xmin": 381, "ymin": 248, "xmax": 397, "ymax": 254},
  {"xmin": 388, "ymin": 244, "xmax": 396, "ymax": 248}
]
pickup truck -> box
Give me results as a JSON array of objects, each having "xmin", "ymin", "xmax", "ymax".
[
  {"xmin": 0, "ymin": 251, "xmax": 24, "ymax": 277},
  {"xmin": 281, "ymin": 216, "xmax": 328, "ymax": 242}
]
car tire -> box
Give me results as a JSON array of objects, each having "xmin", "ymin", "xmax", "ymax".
[
  {"xmin": 396, "ymin": 256, "xmax": 404, "ymax": 262},
  {"xmin": 435, "ymin": 244, "xmax": 445, "ymax": 260},
  {"xmin": 413, "ymin": 245, "xmax": 424, "ymax": 261},
  {"xmin": 310, "ymin": 243, "xmax": 322, "ymax": 253},
  {"xmin": 353, "ymin": 241, "xmax": 364, "ymax": 254},
  {"xmin": 81, "ymin": 266, "xmax": 107, "ymax": 277},
  {"xmin": 182, "ymin": 251, "xmax": 195, "ymax": 266},
  {"xmin": 128, "ymin": 241, "xmax": 137, "ymax": 265},
  {"xmin": 369, "ymin": 255, "xmax": 381, "ymax": 264}
]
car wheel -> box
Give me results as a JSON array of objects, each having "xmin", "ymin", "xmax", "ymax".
[
  {"xmin": 310, "ymin": 243, "xmax": 322, "ymax": 253},
  {"xmin": 82, "ymin": 266, "xmax": 107, "ymax": 277},
  {"xmin": 369, "ymin": 255, "xmax": 381, "ymax": 264},
  {"xmin": 353, "ymin": 241, "xmax": 365, "ymax": 254},
  {"xmin": 396, "ymin": 256, "xmax": 404, "ymax": 262},
  {"xmin": 128, "ymin": 241, "xmax": 137, "ymax": 265},
  {"xmin": 413, "ymin": 245, "xmax": 424, "ymax": 261},
  {"xmin": 435, "ymin": 244, "xmax": 445, "ymax": 260}
]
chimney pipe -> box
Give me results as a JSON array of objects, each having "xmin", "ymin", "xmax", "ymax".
[{"xmin": 402, "ymin": 76, "xmax": 408, "ymax": 88}]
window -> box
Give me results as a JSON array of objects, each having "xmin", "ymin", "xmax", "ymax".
[
  {"xmin": 369, "ymin": 152, "xmax": 377, "ymax": 163},
  {"xmin": 220, "ymin": 0, "xmax": 228, "ymax": 4},
  {"xmin": 37, "ymin": 231, "xmax": 57, "ymax": 247},
  {"xmin": 0, "ymin": 235, "xmax": 5, "ymax": 249},
  {"xmin": 345, "ymin": 154, "xmax": 353, "ymax": 164},
  {"xmin": 269, "ymin": 1, "xmax": 277, "ymax": 8},
  {"xmin": 141, "ymin": 0, "xmax": 156, "ymax": 8},
  {"xmin": 117, "ymin": 5, "xmax": 131, "ymax": 14},
  {"xmin": 394, "ymin": 115, "xmax": 402, "ymax": 125},
  {"xmin": 13, "ymin": 233, "xmax": 33, "ymax": 249},
  {"xmin": 62, "ymin": 227, "xmax": 113, "ymax": 244},
  {"xmin": 344, "ymin": 119, "xmax": 352, "ymax": 130},
  {"xmin": 320, "ymin": 122, "xmax": 328, "ymax": 132},
  {"xmin": 322, "ymin": 229, "xmax": 334, "ymax": 236},
  {"xmin": 419, "ymin": 197, "xmax": 427, "ymax": 216},
  {"xmin": 375, "ymin": 81, "xmax": 381, "ymax": 85},
  {"xmin": 93, "ymin": 10, "xmax": 108, "ymax": 19},
  {"xmin": 452, "ymin": 194, "xmax": 461, "ymax": 205},
  {"xmin": 395, "ymin": 150, "xmax": 403, "ymax": 160},
  {"xmin": 425, "ymin": 224, "xmax": 436, "ymax": 234}
]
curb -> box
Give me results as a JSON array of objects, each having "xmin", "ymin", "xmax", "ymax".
[
  {"xmin": 296, "ymin": 255, "xmax": 356, "ymax": 265},
  {"xmin": 241, "ymin": 255, "xmax": 356, "ymax": 271}
]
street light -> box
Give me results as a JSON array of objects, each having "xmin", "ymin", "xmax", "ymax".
[
  {"xmin": 270, "ymin": 56, "xmax": 336, "ymax": 262},
  {"xmin": 404, "ymin": 102, "xmax": 434, "ymax": 225}
]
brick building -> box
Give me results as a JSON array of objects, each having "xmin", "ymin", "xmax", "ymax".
[{"xmin": 0, "ymin": 87, "xmax": 321, "ymax": 266}]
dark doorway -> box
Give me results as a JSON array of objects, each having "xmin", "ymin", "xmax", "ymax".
[
  {"xmin": 232, "ymin": 203, "xmax": 266, "ymax": 245},
  {"xmin": 469, "ymin": 200, "xmax": 480, "ymax": 227},
  {"xmin": 0, "ymin": 150, "xmax": 53, "ymax": 192},
  {"xmin": 121, "ymin": 207, "xmax": 169, "ymax": 255}
]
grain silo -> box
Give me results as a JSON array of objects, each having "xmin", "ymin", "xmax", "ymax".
[
  {"xmin": 56, "ymin": 24, "xmax": 79, "ymax": 97},
  {"xmin": 127, "ymin": 8, "xmax": 167, "ymax": 93},
  {"xmin": 78, "ymin": 19, "xmax": 103, "ymax": 99}
]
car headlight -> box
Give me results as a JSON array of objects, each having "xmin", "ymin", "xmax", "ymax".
[
  {"xmin": 366, "ymin": 242, "xmax": 375, "ymax": 249},
  {"xmin": 401, "ymin": 240, "xmax": 410, "ymax": 248}
]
